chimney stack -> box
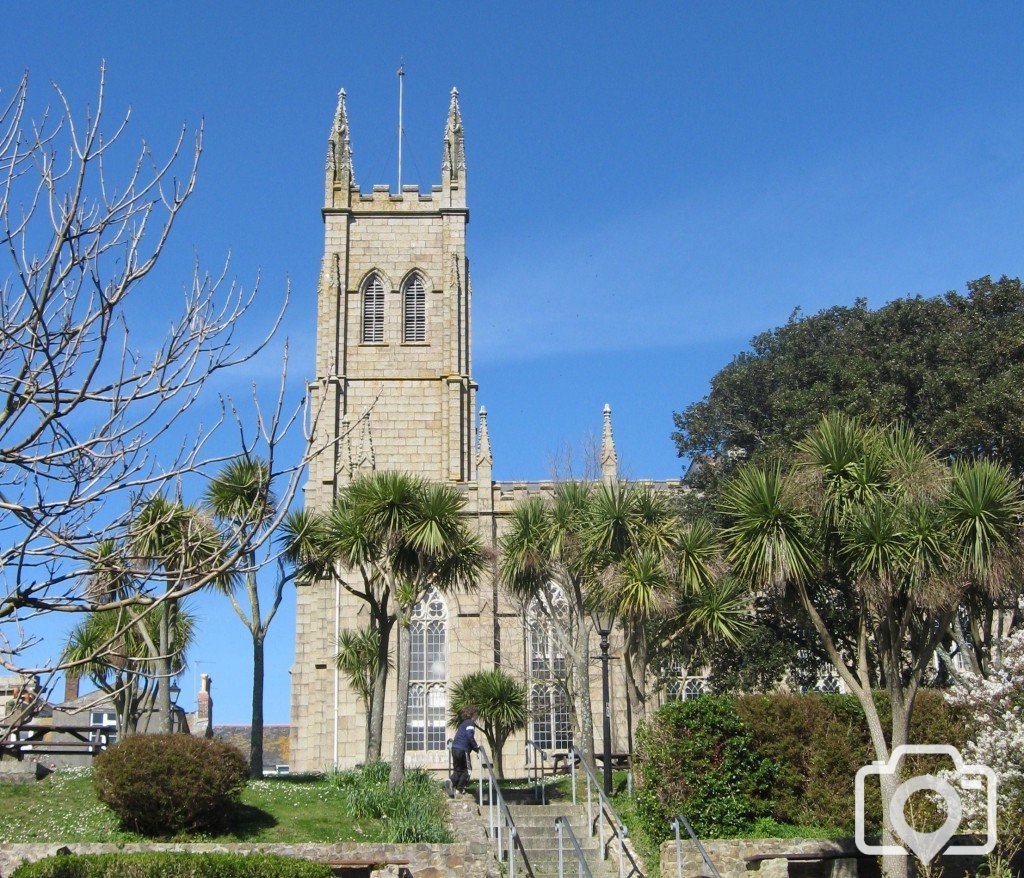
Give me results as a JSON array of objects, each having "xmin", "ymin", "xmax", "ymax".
[{"xmin": 194, "ymin": 674, "xmax": 213, "ymax": 738}]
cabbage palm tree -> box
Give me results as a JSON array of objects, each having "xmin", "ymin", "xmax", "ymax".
[
  {"xmin": 298, "ymin": 471, "xmax": 484, "ymax": 782},
  {"xmin": 942, "ymin": 458, "xmax": 1024, "ymax": 675},
  {"xmin": 587, "ymin": 483, "xmax": 751, "ymax": 738},
  {"xmin": 449, "ymin": 668, "xmax": 529, "ymax": 778},
  {"xmin": 205, "ymin": 456, "xmax": 296, "ymax": 777},
  {"xmin": 367, "ymin": 476, "xmax": 485, "ymax": 786},
  {"xmin": 334, "ymin": 626, "xmax": 389, "ymax": 759},
  {"xmin": 63, "ymin": 603, "xmax": 196, "ymax": 738},
  {"xmin": 501, "ymin": 482, "xmax": 600, "ymax": 768},
  {"xmin": 286, "ymin": 475, "xmax": 401, "ymax": 764},
  {"xmin": 719, "ymin": 414, "xmax": 1023, "ymax": 878},
  {"xmin": 132, "ymin": 495, "xmax": 227, "ymax": 733}
]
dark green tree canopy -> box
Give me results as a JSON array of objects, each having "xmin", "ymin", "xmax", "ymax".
[{"xmin": 673, "ymin": 276, "xmax": 1024, "ymax": 476}]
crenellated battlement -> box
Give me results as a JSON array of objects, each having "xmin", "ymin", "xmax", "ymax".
[{"xmin": 323, "ymin": 181, "xmax": 466, "ymax": 214}]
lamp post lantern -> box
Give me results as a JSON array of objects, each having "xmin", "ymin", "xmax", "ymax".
[{"xmin": 590, "ymin": 605, "xmax": 616, "ymax": 796}]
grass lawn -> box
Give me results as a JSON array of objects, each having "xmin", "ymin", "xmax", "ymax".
[{"xmin": 0, "ymin": 768, "xmax": 416, "ymax": 844}]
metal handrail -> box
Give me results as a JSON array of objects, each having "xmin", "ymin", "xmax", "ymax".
[
  {"xmin": 556, "ymin": 815, "xmax": 594, "ymax": 878},
  {"xmin": 671, "ymin": 815, "xmax": 722, "ymax": 878},
  {"xmin": 525, "ymin": 738, "xmax": 550, "ymax": 804},
  {"xmin": 570, "ymin": 746, "xmax": 642, "ymax": 878},
  {"xmin": 476, "ymin": 742, "xmax": 522, "ymax": 878}
]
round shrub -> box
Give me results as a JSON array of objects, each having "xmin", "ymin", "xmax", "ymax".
[
  {"xmin": 634, "ymin": 696, "xmax": 777, "ymax": 840},
  {"xmin": 93, "ymin": 733, "xmax": 248, "ymax": 836}
]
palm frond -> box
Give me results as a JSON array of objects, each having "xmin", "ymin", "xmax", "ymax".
[
  {"xmin": 205, "ymin": 457, "xmax": 274, "ymax": 524},
  {"xmin": 719, "ymin": 462, "xmax": 817, "ymax": 588}
]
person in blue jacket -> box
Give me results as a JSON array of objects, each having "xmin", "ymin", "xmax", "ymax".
[{"xmin": 446, "ymin": 705, "xmax": 480, "ymax": 797}]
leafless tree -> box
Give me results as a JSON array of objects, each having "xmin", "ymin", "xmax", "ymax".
[{"xmin": 0, "ymin": 66, "xmax": 318, "ymax": 726}]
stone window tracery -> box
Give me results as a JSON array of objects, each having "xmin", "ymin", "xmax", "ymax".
[
  {"xmin": 407, "ymin": 588, "xmax": 447, "ymax": 751},
  {"xmin": 527, "ymin": 585, "xmax": 573, "ymax": 750},
  {"xmin": 663, "ymin": 661, "xmax": 708, "ymax": 702}
]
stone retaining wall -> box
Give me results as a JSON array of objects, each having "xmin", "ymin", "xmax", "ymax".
[
  {"xmin": 660, "ymin": 837, "xmax": 860, "ymax": 878},
  {"xmin": 0, "ymin": 840, "xmax": 497, "ymax": 878},
  {"xmin": 659, "ymin": 836, "xmax": 992, "ymax": 878}
]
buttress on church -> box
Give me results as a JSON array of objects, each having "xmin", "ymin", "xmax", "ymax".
[{"xmin": 289, "ymin": 89, "xmax": 686, "ymax": 774}]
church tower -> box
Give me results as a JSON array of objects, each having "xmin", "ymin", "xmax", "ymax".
[
  {"xmin": 292, "ymin": 88, "xmax": 479, "ymax": 771},
  {"xmin": 307, "ymin": 86, "xmax": 475, "ymax": 505},
  {"xmin": 291, "ymin": 88, "xmax": 655, "ymax": 776}
]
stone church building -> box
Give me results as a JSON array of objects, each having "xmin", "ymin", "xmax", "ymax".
[{"xmin": 289, "ymin": 89, "xmax": 684, "ymax": 774}]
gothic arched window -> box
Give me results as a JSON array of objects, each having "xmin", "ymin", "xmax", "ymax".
[
  {"xmin": 407, "ymin": 588, "xmax": 447, "ymax": 751},
  {"xmin": 663, "ymin": 661, "xmax": 708, "ymax": 702},
  {"xmin": 403, "ymin": 273, "xmax": 426, "ymax": 342},
  {"xmin": 527, "ymin": 585, "xmax": 573, "ymax": 750},
  {"xmin": 362, "ymin": 274, "xmax": 385, "ymax": 343}
]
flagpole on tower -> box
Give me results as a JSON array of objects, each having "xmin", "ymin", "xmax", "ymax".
[{"xmin": 397, "ymin": 61, "xmax": 405, "ymax": 191}]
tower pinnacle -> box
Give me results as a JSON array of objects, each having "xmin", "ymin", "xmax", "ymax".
[
  {"xmin": 477, "ymin": 406, "xmax": 492, "ymax": 468},
  {"xmin": 442, "ymin": 87, "xmax": 466, "ymax": 207},
  {"xmin": 325, "ymin": 88, "xmax": 354, "ymax": 207},
  {"xmin": 600, "ymin": 403, "xmax": 618, "ymax": 483}
]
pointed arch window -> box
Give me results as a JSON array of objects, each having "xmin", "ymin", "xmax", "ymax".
[
  {"xmin": 662, "ymin": 660, "xmax": 709, "ymax": 703},
  {"xmin": 407, "ymin": 588, "xmax": 447, "ymax": 751},
  {"xmin": 527, "ymin": 585, "xmax": 573, "ymax": 750},
  {"xmin": 362, "ymin": 274, "xmax": 385, "ymax": 343},
  {"xmin": 403, "ymin": 273, "xmax": 426, "ymax": 342}
]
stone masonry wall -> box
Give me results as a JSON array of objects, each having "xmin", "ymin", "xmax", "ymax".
[
  {"xmin": 658, "ymin": 837, "xmax": 986, "ymax": 878},
  {"xmin": 660, "ymin": 838, "xmax": 861, "ymax": 878}
]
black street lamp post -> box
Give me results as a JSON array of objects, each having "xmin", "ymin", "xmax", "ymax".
[{"xmin": 590, "ymin": 606, "xmax": 616, "ymax": 797}]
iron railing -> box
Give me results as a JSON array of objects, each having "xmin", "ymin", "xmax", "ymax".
[
  {"xmin": 525, "ymin": 738, "xmax": 551, "ymax": 804},
  {"xmin": 569, "ymin": 746, "xmax": 642, "ymax": 878},
  {"xmin": 671, "ymin": 814, "xmax": 722, "ymax": 878},
  {"xmin": 476, "ymin": 743, "xmax": 525, "ymax": 878},
  {"xmin": 556, "ymin": 815, "xmax": 594, "ymax": 878}
]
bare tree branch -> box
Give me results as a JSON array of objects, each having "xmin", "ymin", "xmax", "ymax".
[{"xmin": 0, "ymin": 67, "xmax": 321, "ymax": 723}]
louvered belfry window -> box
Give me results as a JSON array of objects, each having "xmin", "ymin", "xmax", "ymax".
[
  {"xmin": 362, "ymin": 274, "xmax": 385, "ymax": 343},
  {"xmin": 403, "ymin": 274, "xmax": 426, "ymax": 342}
]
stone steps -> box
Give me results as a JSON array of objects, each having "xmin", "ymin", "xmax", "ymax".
[{"xmin": 504, "ymin": 800, "xmax": 622, "ymax": 878}]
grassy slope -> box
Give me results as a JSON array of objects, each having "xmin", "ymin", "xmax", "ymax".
[{"xmin": 0, "ymin": 769, "xmax": 395, "ymax": 844}]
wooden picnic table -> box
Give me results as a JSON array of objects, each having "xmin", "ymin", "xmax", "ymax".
[
  {"xmin": 550, "ymin": 751, "xmax": 631, "ymax": 774},
  {"xmin": 0, "ymin": 724, "xmax": 111, "ymax": 757}
]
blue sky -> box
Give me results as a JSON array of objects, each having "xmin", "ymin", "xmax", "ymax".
[{"xmin": 5, "ymin": 2, "xmax": 1024, "ymax": 725}]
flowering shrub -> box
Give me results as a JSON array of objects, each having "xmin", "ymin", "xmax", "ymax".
[{"xmin": 946, "ymin": 630, "xmax": 1024, "ymax": 875}]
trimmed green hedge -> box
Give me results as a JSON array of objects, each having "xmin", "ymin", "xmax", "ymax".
[
  {"xmin": 634, "ymin": 696, "xmax": 777, "ymax": 840},
  {"xmin": 634, "ymin": 690, "xmax": 970, "ymax": 840},
  {"xmin": 736, "ymin": 689, "xmax": 970, "ymax": 833},
  {"xmin": 11, "ymin": 852, "xmax": 335, "ymax": 878}
]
